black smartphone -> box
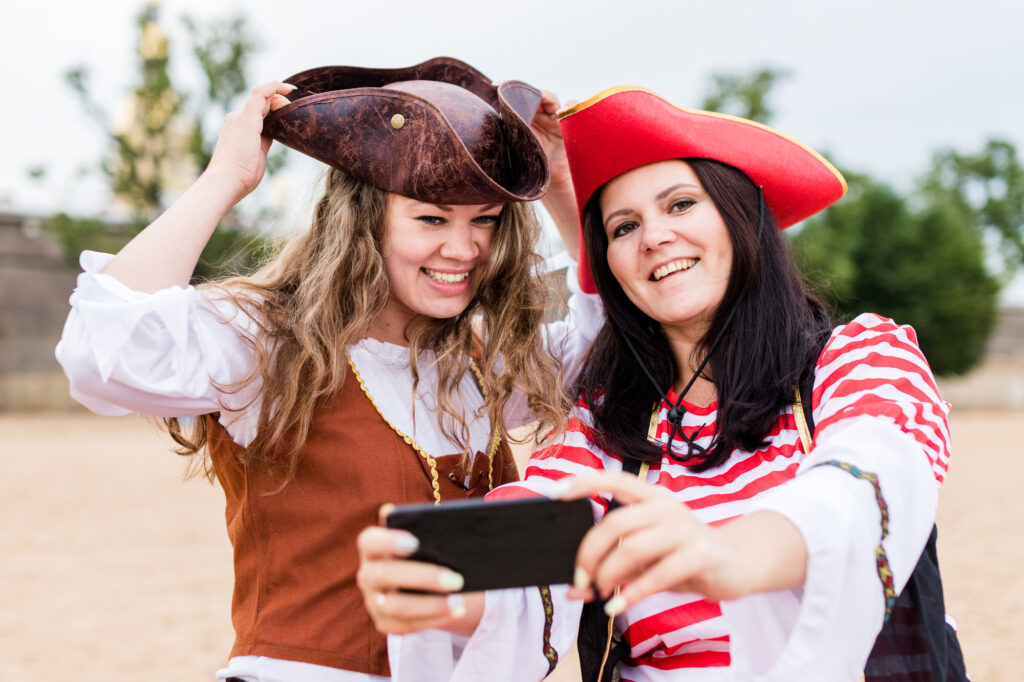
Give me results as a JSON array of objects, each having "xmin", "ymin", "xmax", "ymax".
[{"xmin": 384, "ymin": 496, "xmax": 594, "ymax": 592}]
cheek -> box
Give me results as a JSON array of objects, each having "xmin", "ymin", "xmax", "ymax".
[
  {"xmin": 605, "ymin": 244, "xmax": 628, "ymax": 283},
  {"xmin": 717, "ymin": 241, "xmax": 734, "ymax": 280},
  {"xmin": 478, "ymin": 229, "xmax": 497, "ymax": 262}
]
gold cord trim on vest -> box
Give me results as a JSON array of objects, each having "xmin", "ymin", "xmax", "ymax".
[
  {"xmin": 468, "ymin": 360, "xmax": 500, "ymax": 491},
  {"xmin": 345, "ymin": 352, "xmax": 501, "ymax": 505}
]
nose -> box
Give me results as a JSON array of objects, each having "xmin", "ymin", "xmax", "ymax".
[
  {"xmin": 439, "ymin": 222, "xmax": 480, "ymax": 261},
  {"xmin": 639, "ymin": 217, "xmax": 676, "ymax": 252}
]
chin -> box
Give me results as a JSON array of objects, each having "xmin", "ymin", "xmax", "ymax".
[{"xmin": 419, "ymin": 299, "xmax": 473, "ymax": 321}]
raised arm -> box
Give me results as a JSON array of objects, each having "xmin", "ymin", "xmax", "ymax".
[
  {"xmin": 101, "ymin": 82, "xmax": 294, "ymax": 292},
  {"xmin": 532, "ymin": 90, "xmax": 579, "ymax": 259}
]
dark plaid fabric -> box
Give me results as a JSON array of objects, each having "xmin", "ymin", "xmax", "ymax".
[{"xmin": 864, "ymin": 526, "xmax": 969, "ymax": 681}]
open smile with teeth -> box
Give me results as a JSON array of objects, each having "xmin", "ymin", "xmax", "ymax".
[
  {"xmin": 651, "ymin": 258, "xmax": 699, "ymax": 281},
  {"xmin": 423, "ymin": 268, "xmax": 470, "ymax": 284}
]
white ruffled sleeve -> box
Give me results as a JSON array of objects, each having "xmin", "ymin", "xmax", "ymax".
[
  {"xmin": 722, "ymin": 314, "xmax": 948, "ymax": 681},
  {"xmin": 722, "ymin": 417, "xmax": 938, "ymax": 681},
  {"xmin": 55, "ymin": 251, "xmax": 263, "ymax": 445},
  {"xmin": 387, "ymin": 586, "xmax": 582, "ymax": 682}
]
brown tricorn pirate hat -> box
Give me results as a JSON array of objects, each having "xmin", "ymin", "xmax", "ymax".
[{"xmin": 263, "ymin": 56, "xmax": 550, "ymax": 204}]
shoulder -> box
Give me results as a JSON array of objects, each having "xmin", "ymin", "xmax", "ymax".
[
  {"xmin": 812, "ymin": 311, "xmax": 944, "ymax": 416},
  {"xmin": 818, "ymin": 313, "xmax": 928, "ymax": 369}
]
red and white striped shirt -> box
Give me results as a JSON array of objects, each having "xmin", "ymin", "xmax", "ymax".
[{"xmin": 481, "ymin": 313, "xmax": 950, "ymax": 681}]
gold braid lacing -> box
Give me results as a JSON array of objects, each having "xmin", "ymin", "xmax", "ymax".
[
  {"xmin": 346, "ymin": 352, "xmax": 501, "ymax": 505},
  {"xmin": 468, "ymin": 360, "xmax": 501, "ymax": 491}
]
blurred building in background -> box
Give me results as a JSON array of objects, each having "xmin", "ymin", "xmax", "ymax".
[
  {"xmin": 0, "ymin": 212, "xmax": 79, "ymax": 410},
  {"xmin": 1, "ymin": 207, "xmax": 1022, "ymax": 412},
  {"xmin": 939, "ymin": 308, "xmax": 1024, "ymax": 410}
]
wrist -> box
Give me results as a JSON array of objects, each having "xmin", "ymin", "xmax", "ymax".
[
  {"xmin": 198, "ymin": 165, "xmax": 250, "ymax": 206},
  {"xmin": 714, "ymin": 511, "xmax": 808, "ymax": 598}
]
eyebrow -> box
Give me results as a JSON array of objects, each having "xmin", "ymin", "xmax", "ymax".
[
  {"xmin": 413, "ymin": 202, "xmax": 503, "ymax": 212},
  {"xmin": 603, "ymin": 183, "xmax": 701, "ymax": 228},
  {"xmin": 656, "ymin": 183, "xmax": 700, "ymax": 200}
]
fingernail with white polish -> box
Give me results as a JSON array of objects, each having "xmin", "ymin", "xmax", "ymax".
[
  {"xmin": 604, "ymin": 595, "xmax": 627, "ymax": 617},
  {"xmin": 438, "ymin": 569, "xmax": 465, "ymax": 592},
  {"xmin": 447, "ymin": 593, "xmax": 467, "ymax": 618},
  {"xmin": 284, "ymin": 82, "xmax": 298, "ymax": 90},
  {"xmin": 548, "ymin": 480, "xmax": 572, "ymax": 499},
  {"xmin": 394, "ymin": 534, "xmax": 419, "ymax": 554},
  {"xmin": 573, "ymin": 566, "xmax": 590, "ymax": 591}
]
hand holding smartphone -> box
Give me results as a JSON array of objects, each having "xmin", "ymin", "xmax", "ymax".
[{"xmin": 385, "ymin": 496, "xmax": 593, "ymax": 592}]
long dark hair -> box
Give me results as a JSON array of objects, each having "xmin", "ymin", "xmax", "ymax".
[{"xmin": 572, "ymin": 159, "xmax": 831, "ymax": 471}]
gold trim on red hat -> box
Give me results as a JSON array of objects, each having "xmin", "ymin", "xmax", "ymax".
[{"xmin": 558, "ymin": 86, "xmax": 848, "ymax": 194}]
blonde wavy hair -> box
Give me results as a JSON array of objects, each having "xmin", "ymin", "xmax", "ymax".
[{"xmin": 166, "ymin": 168, "xmax": 570, "ymax": 483}]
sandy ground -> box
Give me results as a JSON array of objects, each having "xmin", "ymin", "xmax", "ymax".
[{"xmin": 1, "ymin": 410, "xmax": 1021, "ymax": 681}]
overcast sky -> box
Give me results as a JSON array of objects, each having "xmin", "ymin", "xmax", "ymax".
[{"xmin": 2, "ymin": 0, "xmax": 1022, "ymax": 301}]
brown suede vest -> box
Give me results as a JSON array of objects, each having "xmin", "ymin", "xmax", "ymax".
[{"xmin": 206, "ymin": 370, "xmax": 519, "ymax": 675}]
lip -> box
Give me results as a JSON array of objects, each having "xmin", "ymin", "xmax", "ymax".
[
  {"xmin": 421, "ymin": 267, "xmax": 473, "ymax": 293},
  {"xmin": 649, "ymin": 257, "xmax": 699, "ymax": 282}
]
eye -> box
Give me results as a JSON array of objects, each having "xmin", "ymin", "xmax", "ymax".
[
  {"xmin": 416, "ymin": 215, "xmax": 446, "ymax": 226},
  {"xmin": 472, "ymin": 213, "xmax": 502, "ymax": 226},
  {"xmin": 670, "ymin": 198, "xmax": 696, "ymax": 212},
  {"xmin": 611, "ymin": 221, "xmax": 638, "ymax": 239}
]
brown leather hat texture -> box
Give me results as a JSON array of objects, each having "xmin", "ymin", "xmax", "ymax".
[{"xmin": 263, "ymin": 57, "xmax": 550, "ymax": 205}]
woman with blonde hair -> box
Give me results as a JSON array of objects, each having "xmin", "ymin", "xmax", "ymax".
[{"xmin": 56, "ymin": 58, "xmax": 600, "ymax": 681}]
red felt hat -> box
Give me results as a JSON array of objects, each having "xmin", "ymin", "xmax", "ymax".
[{"xmin": 558, "ymin": 86, "xmax": 847, "ymax": 293}]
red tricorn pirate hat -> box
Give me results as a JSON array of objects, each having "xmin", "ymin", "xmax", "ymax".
[
  {"xmin": 558, "ymin": 86, "xmax": 847, "ymax": 293},
  {"xmin": 263, "ymin": 56, "xmax": 549, "ymax": 205}
]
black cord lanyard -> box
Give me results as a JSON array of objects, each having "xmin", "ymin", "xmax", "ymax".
[{"xmin": 620, "ymin": 188, "xmax": 765, "ymax": 459}]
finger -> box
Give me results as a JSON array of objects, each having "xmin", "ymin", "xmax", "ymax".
[
  {"xmin": 557, "ymin": 99, "xmax": 581, "ymax": 116},
  {"xmin": 538, "ymin": 89, "xmax": 561, "ymax": 115},
  {"xmin": 250, "ymin": 80, "xmax": 296, "ymax": 99},
  {"xmin": 357, "ymin": 557, "xmax": 464, "ymax": 595},
  {"xmin": 591, "ymin": 521, "xmax": 686, "ymax": 595},
  {"xmin": 556, "ymin": 470, "xmax": 666, "ymax": 505},
  {"xmin": 357, "ymin": 526, "xmax": 420, "ymax": 561},
  {"xmin": 372, "ymin": 590, "xmax": 465, "ymax": 622},
  {"xmin": 269, "ymin": 93, "xmax": 291, "ymax": 111},
  {"xmin": 612, "ymin": 547, "xmax": 709, "ymax": 615},
  {"xmin": 241, "ymin": 82, "xmax": 295, "ymax": 119},
  {"xmin": 566, "ymin": 585, "xmax": 595, "ymax": 601},
  {"xmin": 371, "ymin": 594, "xmax": 470, "ymax": 635},
  {"xmin": 575, "ymin": 502, "xmax": 665, "ymax": 595}
]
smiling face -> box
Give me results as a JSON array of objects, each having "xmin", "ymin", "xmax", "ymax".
[
  {"xmin": 369, "ymin": 194, "xmax": 502, "ymax": 343},
  {"xmin": 600, "ymin": 160, "xmax": 733, "ymax": 343}
]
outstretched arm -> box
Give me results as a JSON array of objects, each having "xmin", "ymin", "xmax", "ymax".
[
  {"xmin": 559, "ymin": 472, "xmax": 807, "ymax": 611},
  {"xmin": 101, "ymin": 81, "xmax": 294, "ymax": 292}
]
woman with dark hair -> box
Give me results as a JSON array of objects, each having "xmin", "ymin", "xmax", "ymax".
[{"xmin": 358, "ymin": 87, "xmax": 957, "ymax": 681}]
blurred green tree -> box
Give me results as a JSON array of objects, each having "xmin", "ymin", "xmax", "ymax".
[
  {"xmin": 701, "ymin": 68, "xmax": 791, "ymax": 124},
  {"xmin": 49, "ymin": 1, "xmax": 278, "ymax": 281},
  {"xmin": 791, "ymin": 174, "xmax": 1000, "ymax": 376},
  {"xmin": 701, "ymin": 68, "xmax": 1004, "ymax": 376},
  {"xmin": 922, "ymin": 139, "xmax": 1024, "ymax": 278}
]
